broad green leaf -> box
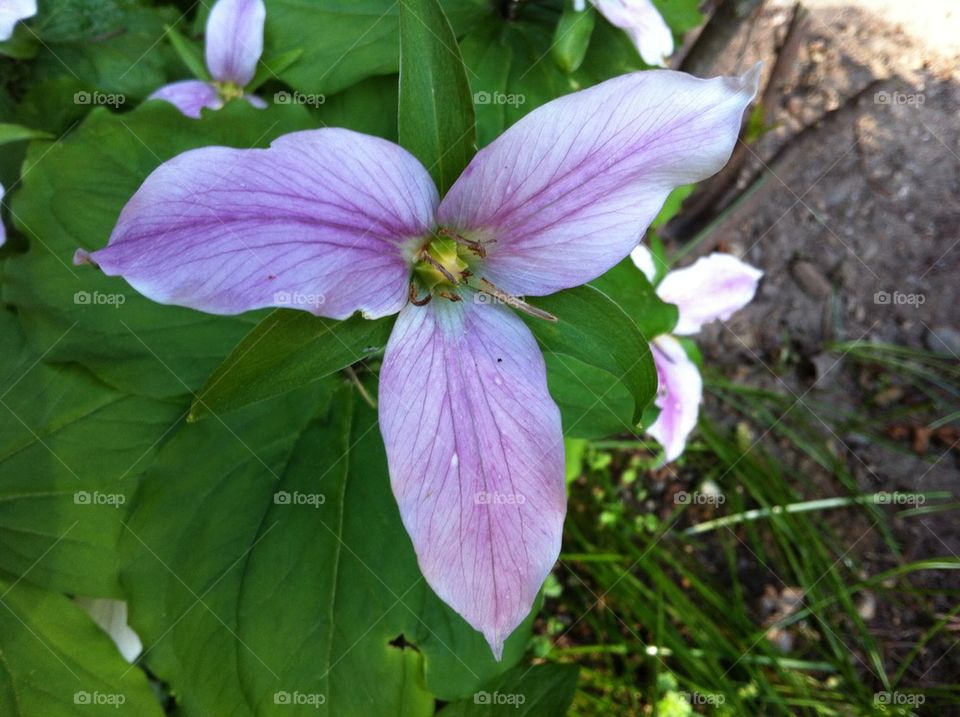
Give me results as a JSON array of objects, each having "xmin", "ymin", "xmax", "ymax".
[
  {"xmin": 191, "ymin": 0, "xmax": 489, "ymax": 97},
  {"xmin": 317, "ymin": 74, "xmax": 399, "ymax": 141},
  {"xmin": 0, "ymin": 578, "xmax": 163, "ymax": 716},
  {"xmin": 25, "ymin": 5, "xmax": 178, "ymax": 99},
  {"xmin": 0, "ymin": 311, "xmax": 180, "ymax": 595},
  {"xmin": 526, "ymin": 285, "xmax": 658, "ymax": 427},
  {"xmin": 438, "ymin": 663, "xmax": 580, "ymax": 716},
  {"xmin": 461, "ymin": 10, "xmax": 645, "ymax": 147},
  {"xmin": 164, "ymin": 24, "xmax": 210, "ymax": 81},
  {"xmin": 399, "ymin": 0, "xmax": 476, "ymax": 195},
  {"xmin": 589, "ymin": 259, "xmax": 679, "ymax": 339},
  {"xmin": 0, "ymin": 123, "xmax": 53, "ymax": 145},
  {"xmin": 3, "ymin": 101, "xmax": 315, "ymax": 399},
  {"xmin": 551, "ymin": 4, "xmax": 596, "ymax": 73},
  {"xmin": 122, "ymin": 386, "xmax": 531, "ymax": 716},
  {"xmin": 248, "ymin": 48, "xmax": 304, "ymax": 91},
  {"xmin": 653, "ymin": 0, "xmax": 704, "ymax": 34},
  {"xmin": 190, "ymin": 311, "xmax": 394, "ymax": 421},
  {"xmin": 545, "ymin": 354, "xmax": 637, "ymax": 440}
]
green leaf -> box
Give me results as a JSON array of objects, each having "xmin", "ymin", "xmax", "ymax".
[
  {"xmin": 164, "ymin": 24, "xmax": 210, "ymax": 81},
  {"xmin": 551, "ymin": 5, "xmax": 596, "ymax": 73},
  {"xmin": 438, "ymin": 663, "xmax": 580, "ymax": 716},
  {"xmin": 525, "ymin": 285, "xmax": 658, "ymax": 428},
  {"xmin": 589, "ymin": 259, "xmax": 679, "ymax": 339},
  {"xmin": 0, "ymin": 312, "xmax": 180, "ymax": 595},
  {"xmin": 248, "ymin": 48, "xmax": 304, "ymax": 91},
  {"xmin": 0, "ymin": 578, "xmax": 163, "ymax": 716},
  {"xmin": 399, "ymin": 0, "xmax": 476, "ymax": 195},
  {"xmin": 122, "ymin": 386, "xmax": 530, "ymax": 716},
  {"xmin": 0, "ymin": 123, "xmax": 53, "ymax": 145},
  {"xmin": 200, "ymin": 0, "xmax": 490, "ymax": 97},
  {"xmin": 3, "ymin": 101, "xmax": 316, "ymax": 399},
  {"xmin": 544, "ymin": 354, "xmax": 637, "ymax": 440},
  {"xmin": 190, "ymin": 311, "xmax": 394, "ymax": 421}
]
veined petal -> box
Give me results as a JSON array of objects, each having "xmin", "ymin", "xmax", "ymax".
[
  {"xmin": 205, "ymin": 0, "xmax": 265, "ymax": 86},
  {"xmin": 647, "ymin": 334, "xmax": 702, "ymax": 463},
  {"xmin": 75, "ymin": 598, "xmax": 143, "ymax": 663},
  {"xmin": 78, "ymin": 129, "xmax": 438, "ymax": 319},
  {"xmin": 148, "ymin": 80, "xmax": 223, "ymax": 119},
  {"xmin": 379, "ymin": 297, "xmax": 565, "ymax": 659},
  {"xmin": 438, "ymin": 66, "xmax": 759, "ymax": 297},
  {"xmin": 243, "ymin": 93, "xmax": 267, "ymax": 109},
  {"xmin": 0, "ymin": 0, "xmax": 36, "ymax": 42},
  {"xmin": 593, "ymin": 0, "xmax": 674, "ymax": 66},
  {"xmin": 657, "ymin": 252, "xmax": 763, "ymax": 335}
]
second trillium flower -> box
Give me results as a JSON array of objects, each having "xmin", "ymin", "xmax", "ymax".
[
  {"xmin": 631, "ymin": 245, "xmax": 763, "ymax": 462},
  {"xmin": 150, "ymin": 0, "xmax": 267, "ymax": 119},
  {"xmin": 77, "ymin": 68, "xmax": 758, "ymax": 657}
]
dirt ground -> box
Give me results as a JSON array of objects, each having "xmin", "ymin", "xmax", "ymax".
[{"xmin": 668, "ymin": 0, "xmax": 960, "ymax": 689}]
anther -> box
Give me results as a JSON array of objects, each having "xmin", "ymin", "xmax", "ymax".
[{"xmin": 409, "ymin": 283, "xmax": 433, "ymax": 306}]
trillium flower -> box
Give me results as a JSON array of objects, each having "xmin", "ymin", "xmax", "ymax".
[
  {"xmin": 573, "ymin": 0, "xmax": 674, "ymax": 66},
  {"xmin": 0, "ymin": 0, "xmax": 36, "ymax": 41},
  {"xmin": 76, "ymin": 598, "xmax": 143, "ymax": 663},
  {"xmin": 76, "ymin": 67, "xmax": 758, "ymax": 657},
  {"xmin": 150, "ymin": 0, "xmax": 267, "ymax": 119},
  {"xmin": 631, "ymin": 244, "xmax": 763, "ymax": 462}
]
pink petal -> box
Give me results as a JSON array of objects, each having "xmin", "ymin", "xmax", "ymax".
[
  {"xmin": 78, "ymin": 129, "xmax": 438, "ymax": 320},
  {"xmin": 656, "ymin": 252, "xmax": 763, "ymax": 335},
  {"xmin": 149, "ymin": 80, "xmax": 223, "ymax": 119},
  {"xmin": 205, "ymin": 0, "xmax": 265, "ymax": 86},
  {"xmin": 0, "ymin": 0, "xmax": 36, "ymax": 41},
  {"xmin": 75, "ymin": 598, "xmax": 143, "ymax": 663},
  {"xmin": 0, "ymin": 182, "xmax": 6, "ymax": 247},
  {"xmin": 647, "ymin": 334, "xmax": 702, "ymax": 463},
  {"xmin": 593, "ymin": 0, "xmax": 674, "ymax": 66},
  {"xmin": 629, "ymin": 244, "xmax": 657, "ymax": 282},
  {"xmin": 437, "ymin": 66, "xmax": 759, "ymax": 297},
  {"xmin": 379, "ymin": 297, "xmax": 565, "ymax": 659}
]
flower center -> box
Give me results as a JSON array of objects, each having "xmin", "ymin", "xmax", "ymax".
[
  {"xmin": 215, "ymin": 81, "xmax": 246, "ymax": 102},
  {"xmin": 408, "ymin": 228, "xmax": 557, "ymax": 322}
]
